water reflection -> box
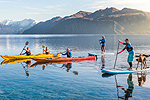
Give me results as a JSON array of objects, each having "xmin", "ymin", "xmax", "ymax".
[
  {"xmin": 1, "ymin": 59, "xmax": 31, "ymax": 65},
  {"xmin": 31, "ymin": 61, "xmax": 78, "ymax": 75},
  {"xmin": 101, "ymin": 55, "xmax": 105, "ymax": 69},
  {"xmin": 137, "ymin": 72, "xmax": 147, "ymax": 86},
  {"xmin": 61, "ymin": 63, "xmax": 72, "ymax": 72},
  {"xmin": 102, "ymin": 74, "xmax": 135, "ymax": 100},
  {"xmin": 21, "ymin": 61, "xmax": 31, "ymax": 78}
]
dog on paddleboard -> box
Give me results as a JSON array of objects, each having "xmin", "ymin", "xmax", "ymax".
[{"xmin": 136, "ymin": 54, "xmax": 147, "ymax": 70}]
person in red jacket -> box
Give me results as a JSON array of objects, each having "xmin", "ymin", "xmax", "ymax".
[{"xmin": 22, "ymin": 47, "xmax": 31, "ymax": 56}]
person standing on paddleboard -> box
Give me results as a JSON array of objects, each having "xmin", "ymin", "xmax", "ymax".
[
  {"xmin": 99, "ymin": 35, "xmax": 105, "ymax": 54},
  {"xmin": 117, "ymin": 38, "xmax": 135, "ymax": 70},
  {"xmin": 61, "ymin": 48, "xmax": 72, "ymax": 58}
]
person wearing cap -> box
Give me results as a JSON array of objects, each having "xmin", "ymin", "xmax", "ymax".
[
  {"xmin": 99, "ymin": 35, "xmax": 105, "ymax": 54},
  {"xmin": 117, "ymin": 38, "xmax": 135, "ymax": 70},
  {"xmin": 61, "ymin": 48, "xmax": 72, "ymax": 58}
]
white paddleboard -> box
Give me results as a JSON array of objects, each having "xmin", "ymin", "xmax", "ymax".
[
  {"xmin": 88, "ymin": 53, "xmax": 114, "ymax": 56},
  {"xmin": 102, "ymin": 68, "xmax": 150, "ymax": 74}
]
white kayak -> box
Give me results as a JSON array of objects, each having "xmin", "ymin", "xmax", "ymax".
[
  {"xmin": 102, "ymin": 68, "xmax": 150, "ymax": 74},
  {"xmin": 88, "ymin": 53, "xmax": 114, "ymax": 56}
]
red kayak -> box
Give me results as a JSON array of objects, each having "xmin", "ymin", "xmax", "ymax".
[{"xmin": 32, "ymin": 56, "xmax": 96, "ymax": 62}]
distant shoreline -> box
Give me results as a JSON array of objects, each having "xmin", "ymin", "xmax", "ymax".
[{"xmin": 0, "ymin": 33, "xmax": 149, "ymax": 35}]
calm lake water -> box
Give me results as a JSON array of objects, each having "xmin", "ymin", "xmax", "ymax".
[{"xmin": 0, "ymin": 34, "xmax": 150, "ymax": 99}]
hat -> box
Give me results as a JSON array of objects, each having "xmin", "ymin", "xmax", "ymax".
[{"xmin": 125, "ymin": 38, "xmax": 129, "ymax": 41}]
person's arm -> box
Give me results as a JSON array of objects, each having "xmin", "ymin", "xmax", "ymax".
[
  {"xmin": 119, "ymin": 40, "xmax": 126, "ymax": 45},
  {"xmin": 118, "ymin": 47, "xmax": 126, "ymax": 54},
  {"xmin": 22, "ymin": 52, "xmax": 26, "ymax": 55},
  {"xmin": 22, "ymin": 51, "xmax": 27, "ymax": 55},
  {"xmin": 62, "ymin": 52, "xmax": 67, "ymax": 55},
  {"xmin": 100, "ymin": 39, "xmax": 103, "ymax": 43},
  {"xmin": 23, "ymin": 48, "xmax": 27, "ymax": 52}
]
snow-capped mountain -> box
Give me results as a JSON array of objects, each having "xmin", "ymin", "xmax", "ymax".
[{"xmin": 0, "ymin": 19, "xmax": 37, "ymax": 33}]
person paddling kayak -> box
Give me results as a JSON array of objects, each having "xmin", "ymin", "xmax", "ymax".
[
  {"xmin": 61, "ymin": 48, "xmax": 72, "ymax": 58},
  {"xmin": 22, "ymin": 47, "xmax": 31, "ymax": 56},
  {"xmin": 43, "ymin": 47, "xmax": 50, "ymax": 54},
  {"xmin": 117, "ymin": 38, "xmax": 135, "ymax": 70},
  {"xmin": 99, "ymin": 35, "xmax": 105, "ymax": 54}
]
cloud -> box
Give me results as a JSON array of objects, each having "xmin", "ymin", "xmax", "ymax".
[
  {"xmin": 0, "ymin": 0, "xmax": 11, "ymax": 3},
  {"xmin": 24, "ymin": 6, "xmax": 49, "ymax": 12},
  {"xmin": 26, "ymin": 12, "xmax": 41, "ymax": 15},
  {"xmin": 85, "ymin": 0, "xmax": 150, "ymax": 11},
  {"xmin": 45, "ymin": 4, "xmax": 65, "ymax": 9},
  {"xmin": 24, "ymin": 5, "xmax": 64, "ymax": 12}
]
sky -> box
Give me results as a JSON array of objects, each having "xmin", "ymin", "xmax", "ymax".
[{"xmin": 0, "ymin": 0, "xmax": 150, "ymax": 22}]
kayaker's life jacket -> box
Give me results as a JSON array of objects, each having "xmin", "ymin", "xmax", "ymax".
[
  {"xmin": 67, "ymin": 52, "xmax": 71, "ymax": 58},
  {"xmin": 26, "ymin": 50, "xmax": 31, "ymax": 56},
  {"xmin": 46, "ymin": 52, "xmax": 49, "ymax": 54}
]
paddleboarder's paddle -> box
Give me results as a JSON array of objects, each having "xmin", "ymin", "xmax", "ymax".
[
  {"xmin": 42, "ymin": 45, "xmax": 45, "ymax": 54},
  {"xmin": 114, "ymin": 40, "xmax": 120, "ymax": 69},
  {"xmin": 20, "ymin": 41, "xmax": 29, "ymax": 55}
]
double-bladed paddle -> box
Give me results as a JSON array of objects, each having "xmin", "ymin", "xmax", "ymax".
[{"xmin": 61, "ymin": 48, "xmax": 78, "ymax": 54}]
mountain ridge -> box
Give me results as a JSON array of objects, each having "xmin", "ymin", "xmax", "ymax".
[
  {"xmin": 0, "ymin": 19, "xmax": 36, "ymax": 33},
  {"xmin": 1, "ymin": 7, "xmax": 150, "ymax": 34},
  {"xmin": 23, "ymin": 7, "xmax": 150, "ymax": 34}
]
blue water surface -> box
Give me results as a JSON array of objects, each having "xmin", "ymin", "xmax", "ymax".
[{"xmin": 0, "ymin": 34, "xmax": 150, "ymax": 100}]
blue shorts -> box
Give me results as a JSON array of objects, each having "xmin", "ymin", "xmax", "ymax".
[{"xmin": 127, "ymin": 53, "xmax": 135, "ymax": 62}]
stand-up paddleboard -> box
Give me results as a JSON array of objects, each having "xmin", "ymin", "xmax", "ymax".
[
  {"xmin": 88, "ymin": 53, "xmax": 114, "ymax": 56},
  {"xmin": 102, "ymin": 68, "xmax": 150, "ymax": 74}
]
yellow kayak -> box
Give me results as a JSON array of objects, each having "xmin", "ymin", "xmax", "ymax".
[
  {"xmin": 1, "ymin": 53, "xmax": 61, "ymax": 60},
  {"xmin": 1, "ymin": 59, "xmax": 31, "ymax": 65}
]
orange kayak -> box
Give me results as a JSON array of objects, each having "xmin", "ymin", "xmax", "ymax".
[{"xmin": 32, "ymin": 56, "xmax": 96, "ymax": 62}]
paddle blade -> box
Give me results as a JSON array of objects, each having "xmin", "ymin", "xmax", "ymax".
[
  {"xmin": 25, "ymin": 41, "xmax": 29, "ymax": 46},
  {"xmin": 73, "ymin": 71, "xmax": 78, "ymax": 75},
  {"xmin": 42, "ymin": 65, "xmax": 45, "ymax": 70},
  {"xmin": 42, "ymin": 45, "xmax": 45, "ymax": 49},
  {"xmin": 72, "ymin": 48, "xmax": 78, "ymax": 51}
]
